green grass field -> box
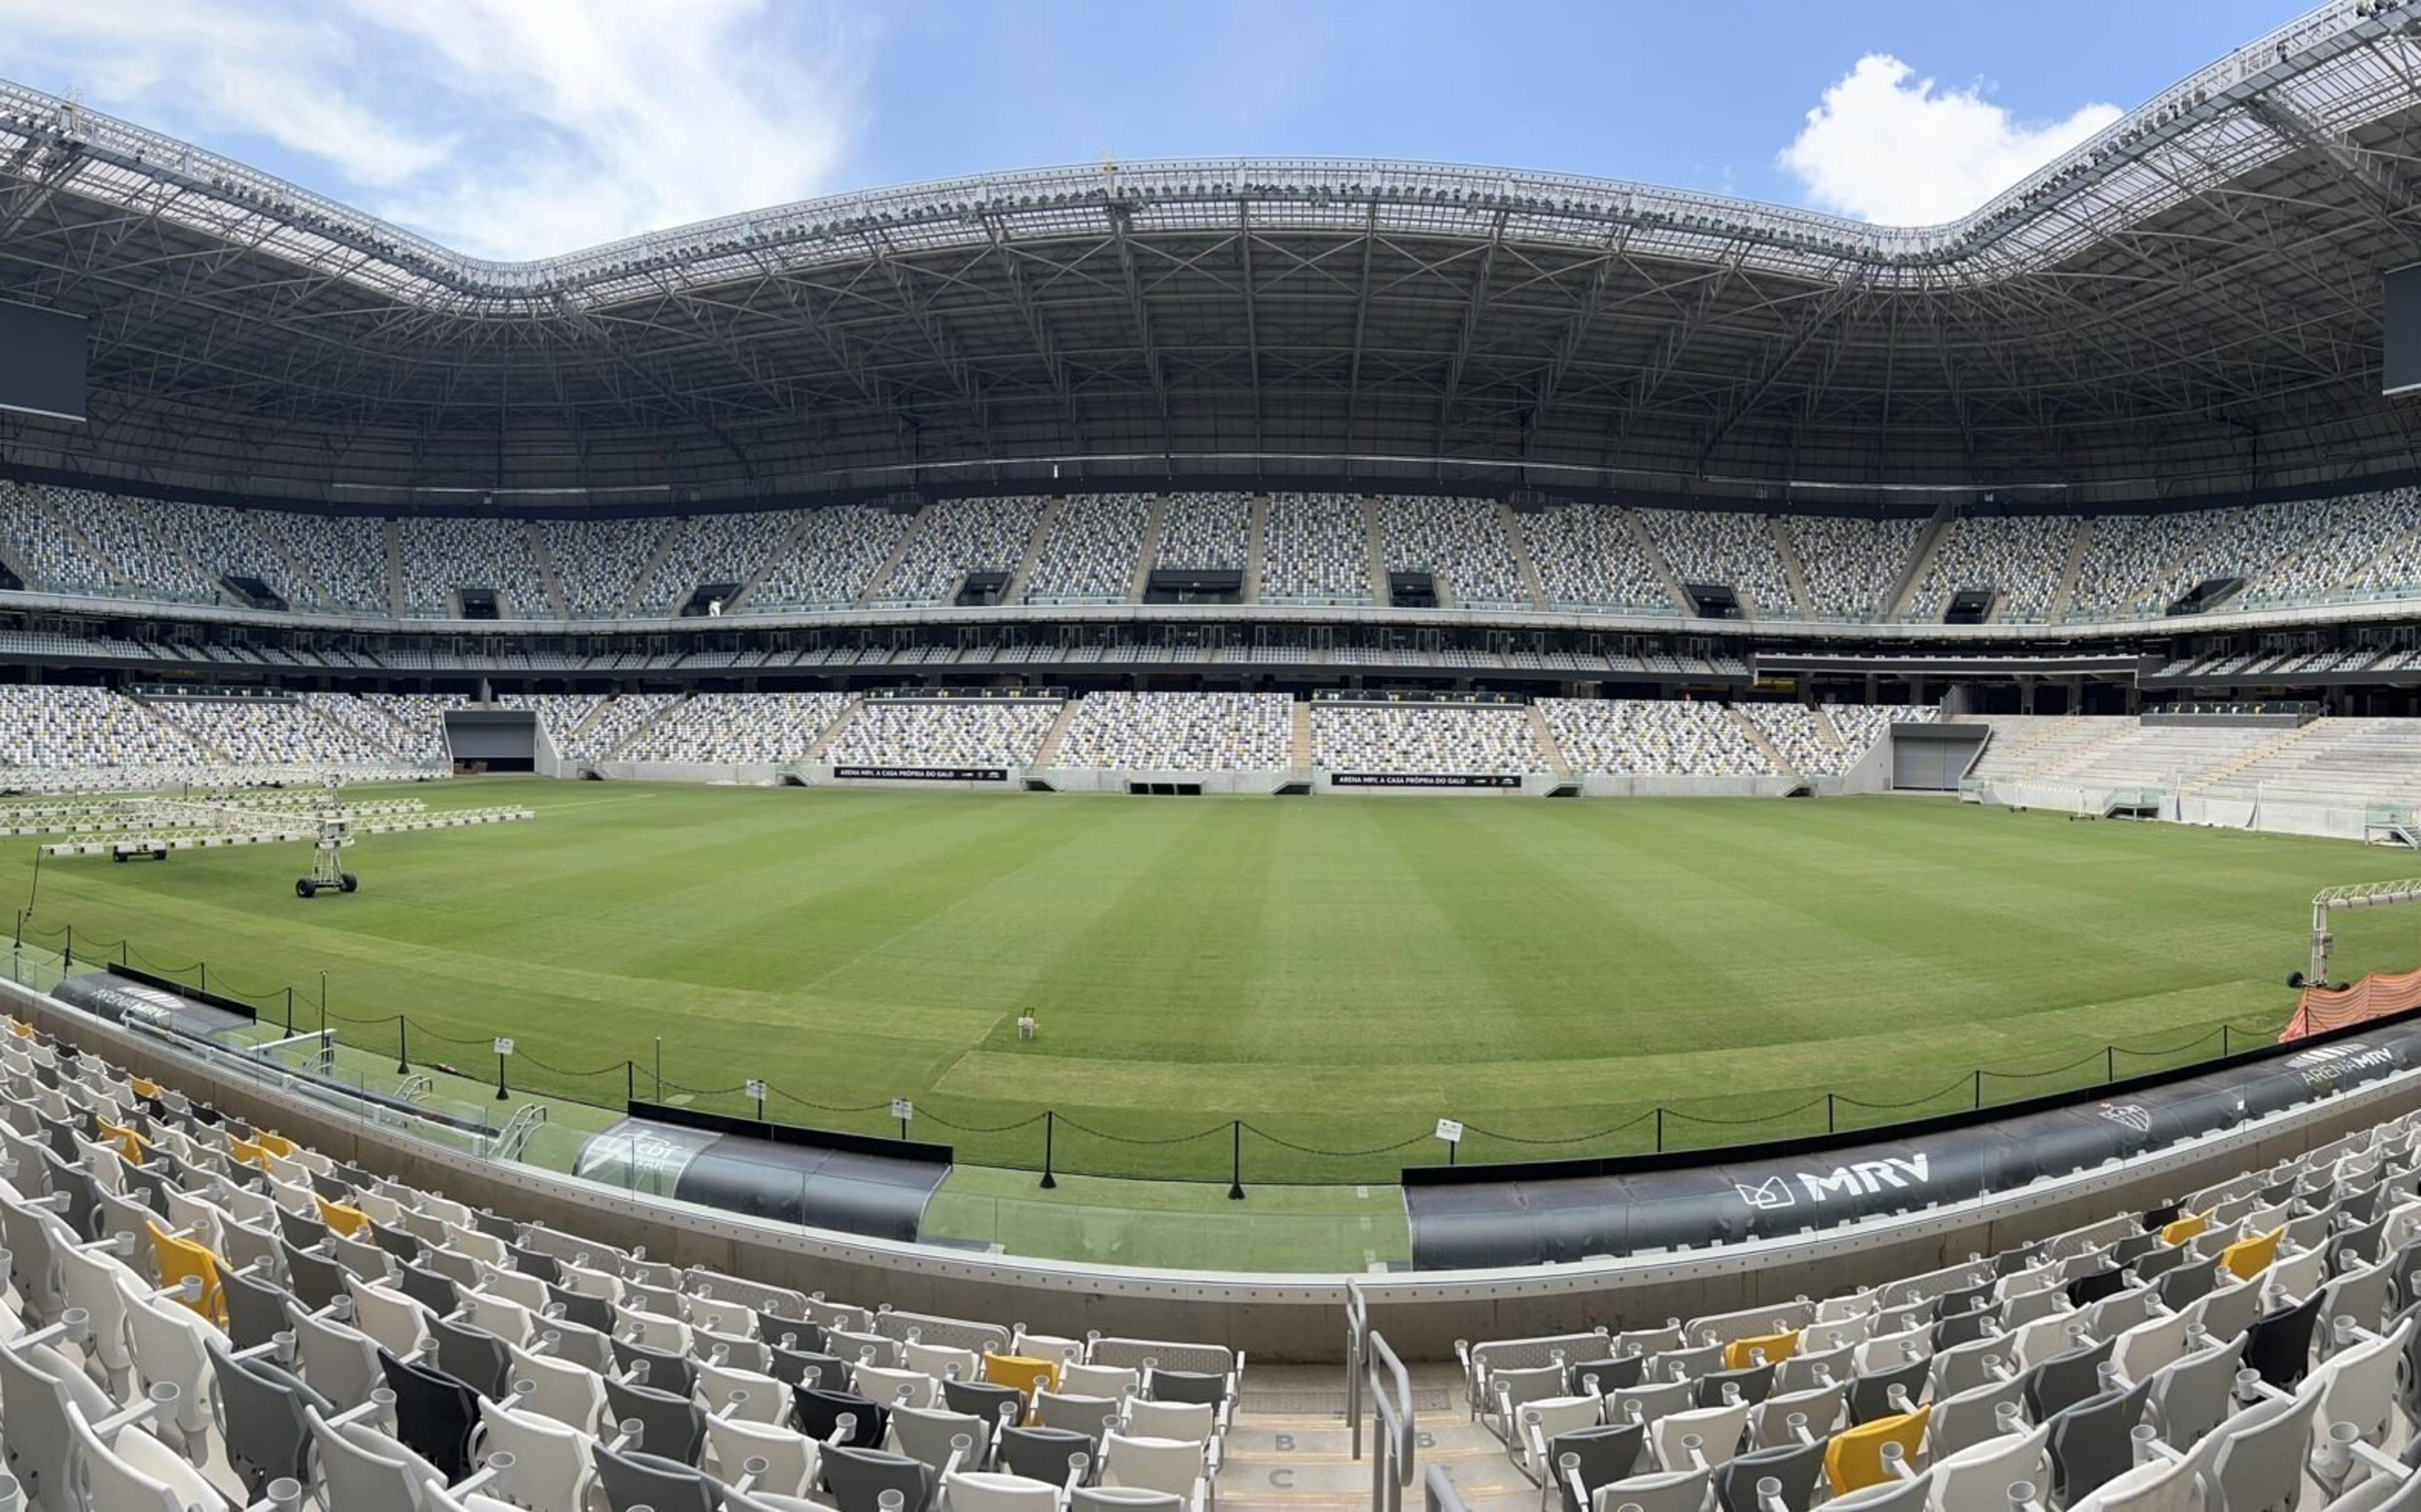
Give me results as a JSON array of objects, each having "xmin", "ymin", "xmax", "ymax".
[{"xmin": 11, "ymin": 780, "xmax": 2420, "ymax": 1210}]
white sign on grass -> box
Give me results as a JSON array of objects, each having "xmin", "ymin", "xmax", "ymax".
[
  {"xmin": 492, "ymin": 1038, "xmax": 514, "ymax": 1056},
  {"xmin": 1435, "ymin": 1119, "xmax": 1463, "ymax": 1144},
  {"xmin": 891, "ymin": 1099, "xmax": 915, "ymax": 1122}
]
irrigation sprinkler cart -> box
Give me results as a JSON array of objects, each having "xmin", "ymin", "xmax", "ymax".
[{"xmin": 296, "ymin": 775, "xmax": 357, "ymax": 899}]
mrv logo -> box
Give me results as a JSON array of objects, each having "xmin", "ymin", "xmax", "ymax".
[
  {"xmin": 1735, "ymin": 1155, "xmax": 1929, "ymax": 1212},
  {"xmin": 2286, "ymin": 1041, "xmax": 2397, "ymax": 1090}
]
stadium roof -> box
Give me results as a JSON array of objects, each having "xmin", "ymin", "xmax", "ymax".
[{"xmin": 6, "ymin": 1, "xmax": 2421, "ymax": 507}]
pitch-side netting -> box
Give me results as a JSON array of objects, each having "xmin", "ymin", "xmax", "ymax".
[{"xmin": 2283, "ymin": 966, "xmax": 2421, "ymax": 1040}]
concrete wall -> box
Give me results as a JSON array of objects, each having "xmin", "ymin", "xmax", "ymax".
[
  {"xmin": 1036, "ymin": 769, "xmax": 1291, "ymax": 795},
  {"xmin": 1576, "ymin": 773, "xmax": 1803, "ymax": 799},
  {"xmin": 17, "ymin": 972, "xmax": 2418, "ymax": 1364},
  {"xmin": 1311, "ymin": 773, "xmax": 1567, "ymax": 797},
  {"xmin": 564, "ymin": 758, "xmax": 1920, "ymax": 803},
  {"xmin": 787, "ymin": 763, "xmax": 1030, "ymax": 792},
  {"xmin": 1970, "ymin": 780, "xmax": 2379, "ymax": 843},
  {"xmin": 594, "ymin": 759, "xmax": 789, "ymax": 786}
]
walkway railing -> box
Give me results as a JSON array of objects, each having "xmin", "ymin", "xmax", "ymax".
[{"xmin": 1348, "ymin": 1279, "xmax": 1416, "ymax": 1512}]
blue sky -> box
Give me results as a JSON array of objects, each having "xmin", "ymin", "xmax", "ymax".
[{"xmin": 0, "ymin": 0, "xmax": 2304, "ymax": 259}]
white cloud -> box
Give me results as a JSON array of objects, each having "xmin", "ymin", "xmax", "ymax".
[
  {"xmin": 0, "ymin": 0, "xmax": 871, "ymax": 260},
  {"xmin": 1777, "ymin": 54, "xmax": 2122, "ymax": 226}
]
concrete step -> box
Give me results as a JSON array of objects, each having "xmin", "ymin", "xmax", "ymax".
[
  {"xmin": 1621, "ymin": 508, "xmax": 1693, "ymax": 615},
  {"xmin": 1006, "ymin": 497, "xmax": 1061, "ymax": 603},
  {"xmin": 526, "ymin": 519, "xmax": 569, "ymax": 618},
  {"xmin": 1244, "ymin": 495, "xmax": 1270, "ymax": 603},
  {"xmin": 1217, "ymin": 1451, "xmax": 1527, "ymax": 1502},
  {"xmin": 1226, "ymin": 1423, "xmax": 1504, "ymax": 1458},
  {"xmin": 1504, "ymin": 501, "xmax": 1548, "ymax": 611}
]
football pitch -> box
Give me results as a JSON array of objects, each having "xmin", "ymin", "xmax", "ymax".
[{"xmin": 9, "ymin": 779, "xmax": 2420, "ymax": 1197}]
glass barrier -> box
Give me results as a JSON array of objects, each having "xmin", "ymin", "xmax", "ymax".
[{"xmin": 0, "ymin": 926, "xmax": 2296, "ymax": 1274}]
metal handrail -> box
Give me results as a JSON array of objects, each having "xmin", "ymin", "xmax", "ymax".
[
  {"xmin": 1423, "ymin": 1466, "xmax": 1472, "ymax": 1512},
  {"xmin": 1347, "ymin": 1279, "xmax": 1415, "ymax": 1512}
]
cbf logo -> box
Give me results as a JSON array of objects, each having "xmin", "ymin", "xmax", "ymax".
[
  {"xmin": 1736, "ymin": 1155, "xmax": 1929, "ymax": 1212},
  {"xmin": 2099, "ymin": 1104, "xmax": 2153, "ymax": 1134}
]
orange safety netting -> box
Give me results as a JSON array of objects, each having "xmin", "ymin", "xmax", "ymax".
[{"xmin": 2282, "ymin": 965, "xmax": 2421, "ymax": 1041}]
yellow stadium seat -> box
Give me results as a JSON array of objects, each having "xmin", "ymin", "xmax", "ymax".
[
  {"xmin": 1824, "ymin": 1405, "xmax": 1930, "ymax": 1494},
  {"xmin": 981, "ymin": 1351, "xmax": 1061, "ymax": 1399},
  {"xmin": 228, "ymin": 1134, "xmax": 267, "ymax": 1169},
  {"xmin": 96, "ymin": 1118, "xmax": 147, "ymax": 1167},
  {"xmin": 7, "ymin": 1020, "xmax": 33, "ymax": 1040},
  {"xmin": 127, "ymin": 1076, "xmax": 160, "ymax": 1100},
  {"xmin": 252, "ymin": 1131, "xmax": 296, "ymax": 1160},
  {"xmin": 1725, "ymin": 1330, "xmax": 1799, "ymax": 1370},
  {"xmin": 146, "ymin": 1220, "xmax": 227, "ymax": 1328},
  {"xmin": 2159, "ymin": 1212, "xmax": 2209, "ymax": 1247},
  {"xmin": 316, "ymin": 1196, "xmax": 370, "ymax": 1238},
  {"xmin": 2220, "ymin": 1228, "xmax": 2283, "ymax": 1283}
]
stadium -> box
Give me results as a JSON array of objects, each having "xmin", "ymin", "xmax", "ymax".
[{"xmin": 9, "ymin": 4, "xmax": 2421, "ymax": 1511}]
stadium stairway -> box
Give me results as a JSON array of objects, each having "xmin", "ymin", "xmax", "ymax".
[
  {"xmin": 733, "ymin": 510, "xmax": 813, "ymax": 611},
  {"xmin": 1030, "ymin": 696, "xmax": 1083, "ymax": 769},
  {"xmin": 1504, "ymin": 501, "xmax": 1548, "ymax": 610},
  {"xmin": 1361, "ymin": 497, "xmax": 1390, "ymax": 602},
  {"xmin": 2182, "ymin": 715, "xmax": 2328, "ymax": 797},
  {"xmin": 1726, "ymin": 705, "xmax": 1792, "ymax": 775},
  {"xmin": 623, "ymin": 517, "xmax": 684, "ymax": 613},
  {"xmin": 1812, "ymin": 705, "xmax": 1853, "ymax": 755},
  {"xmin": 27, "ymin": 487, "xmax": 125, "ymax": 592},
  {"xmin": 1956, "ymin": 712, "xmax": 2076, "ymax": 781},
  {"xmin": 525, "ymin": 519, "xmax": 569, "ymax": 617},
  {"xmin": 866, "ymin": 505, "xmax": 936, "ymax": 602},
  {"xmin": 1130, "ymin": 493, "xmax": 1169, "ymax": 600},
  {"xmin": 801, "ymin": 693, "xmax": 862, "ymax": 761},
  {"xmin": 1763, "ymin": 515, "xmax": 1813, "ymax": 616},
  {"xmin": 1884, "ymin": 504, "xmax": 1953, "ymax": 620},
  {"xmin": 1622, "ymin": 507, "xmax": 1693, "ymax": 614},
  {"xmin": 382, "ymin": 517, "xmax": 407, "ymax": 616},
  {"xmin": 256, "ymin": 520, "xmax": 326, "ymax": 608},
  {"xmin": 562, "ymin": 695, "xmax": 618, "ymax": 753},
  {"xmin": 603, "ymin": 690, "xmax": 687, "ymax": 758},
  {"xmin": 128, "ymin": 693, "xmax": 227, "ymax": 761},
  {"xmin": 1526, "ymin": 703, "xmax": 1574, "ymax": 776},
  {"xmin": 1219, "ymin": 1365, "xmax": 1531, "ymax": 1512},
  {"xmin": 1290, "ymin": 699, "xmax": 1315, "ymax": 774},
  {"xmin": 1005, "ymin": 495, "xmax": 1061, "ymax": 602},
  {"xmin": 2045, "ymin": 519, "xmax": 2093, "ymax": 621},
  {"xmin": 2023, "ymin": 717, "xmax": 2139, "ymax": 781},
  {"xmin": 1245, "ymin": 494, "xmax": 1270, "ymax": 602},
  {"xmin": 346, "ymin": 691, "xmax": 427, "ymax": 752}
]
